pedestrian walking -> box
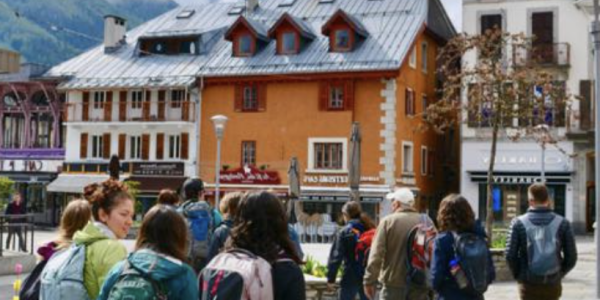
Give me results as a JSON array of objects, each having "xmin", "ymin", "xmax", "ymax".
[
  {"xmin": 207, "ymin": 191, "xmax": 243, "ymax": 261},
  {"xmin": 327, "ymin": 201, "xmax": 376, "ymax": 300},
  {"xmin": 156, "ymin": 189, "xmax": 181, "ymax": 208},
  {"xmin": 363, "ymin": 187, "xmax": 432, "ymax": 300},
  {"xmin": 199, "ymin": 191, "xmax": 305, "ymax": 300},
  {"xmin": 505, "ymin": 183, "xmax": 577, "ymax": 300},
  {"xmin": 178, "ymin": 178, "xmax": 222, "ymax": 272},
  {"xmin": 5, "ymin": 193, "xmax": 27, "ymax": 251},
  {"xmin": 20, "ymin": 199, "xmax": 92, "ymax": 300},
  {"xmin": 97, "ymin": 205, "xmax": 198, "ymax": 300},
  {"xmin": 431, "ymin": 194, "xmax": 495, "ymax": 300}
]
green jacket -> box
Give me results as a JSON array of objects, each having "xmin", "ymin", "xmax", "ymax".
[{"xmin": 73, "ymin": 222, "xmax": 127, "ymax": 300}]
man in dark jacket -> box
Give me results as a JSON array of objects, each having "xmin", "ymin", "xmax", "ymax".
[
  {"xmin": 5, "ymin": 193, "xmax": 27, "ymax": 251},
  {"xmin": 505, "ymin": 183, "xmax": 577, "ymax": 300}
]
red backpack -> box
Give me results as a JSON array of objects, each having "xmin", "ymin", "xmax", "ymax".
[
  {"xmin": 406, "ymin": 214, "xmax": 437, "ymax": 288},
  {"xmin": 351, "ymin": 226, "xmax": 376, "ymax": 275}
]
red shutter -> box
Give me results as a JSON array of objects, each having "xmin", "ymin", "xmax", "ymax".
[
  {"xmin": 118, "ymin": 134, "xmax": 126, "ymax": 159},
  {"xmin": 102, "ymin": 133, "xmax": 111, "ymax": 159},
  {"xmin": 80, "ymin": 133, "xmax": 88, "ymax": 159},
  {"xmin": 82, "ymin": 92, "xmax": 90, "ymax": 121},
  {"xmin": 143, "ymin": 90, "xmax": 151, "ymax": 121},
  {"xmin": 319, "ymin": 82, "xmax": 329, "ymax": 111},
  {"xmin": 580, "ymin": 80, "xmax": 593, "ymax": 130},
  {"xmin": 119, "ymin": 91, "xmax": 127, "ymax": 121},
  {"xmin": 156, "ymin": 133, "xmax": 164, "ymax": 160},
  {"xmin": 181, "ymin": 133, "xmax": 189, "ymax": 160},
  {"xmin": 258, "ymin": 84, "xmax": 267, "ymax": 112},
  {"xmin": 344, "ymin": 80, "xmax": 355, "ymax": 111},
  {"xmin": 158, "ymin": 90, "xmax": 166, "ymax": 121},
  {"xmin": 104, "ymin": 91, "xmax": 113, "ymax": 121},
  {"xmin": 234, "ymin": 85, "xmax": 243, "ymax": 112},
  {"xmin": 182, "ymin": 100, "xmax": 190, "ymax": 121},
  {"xmin": 142, "ymin": 134, "xmax": 150, "ymax": 160}
]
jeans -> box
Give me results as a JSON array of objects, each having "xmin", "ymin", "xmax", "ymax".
[
  {"xmin": 6, "ymin": 227, "xmax": 26, "ymax": 251},
  {"xmin": 339, "ymin": 283, "xmax": 368, "ymax": 300}
]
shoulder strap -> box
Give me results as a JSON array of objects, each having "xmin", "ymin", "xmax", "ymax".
[{"xmin": 119, "ymin": 261, "xmax": 168, "ymax": 300}]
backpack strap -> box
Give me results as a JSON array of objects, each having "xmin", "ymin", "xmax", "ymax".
[{"xmin": 120, "ymin": 261, "xmax": 168, "ymax": 300}]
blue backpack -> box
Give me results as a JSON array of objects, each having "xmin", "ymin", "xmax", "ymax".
[
  {"xmin": 519, "ymin": 214, "xmax": 563, "ymax": 283},
  {"xmin": 181, "ymin": 201, "xmax": 214, "ymax": 259},
  {"xmin": 453, "ymin": 232, "xmax": 491, "ymax": 295},
  {"xmin": 40, "ymin": 244, "xmax": 90, "ymax": 300}
]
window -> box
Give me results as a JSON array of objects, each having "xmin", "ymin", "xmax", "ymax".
[
  {"xmin": 243, "ymin": 86, "xmax": 258, "ymax": 111},
  {"xmin": 409, "ymin": 46, "xmax": 417, "ymax": 68},
  {"xmin": 334, "ymin": 29, "xmax": 350, "ymax": 51},
  {"xmin": 314, "ymin": 143, "xmax": 344, "ymax": 170},
  {"xmin": 151, "ymin": 42, "xmax": 166, "ymax": 54},
  {"xmin": 402, "ymin": 142, "xmax": 414, "ymax": 173},
  {"xmin": 93, "ymin": 92, "xmax": 105, "ymax": 109},
  {"xmin": 421, "ymin": 42, "xmax": 428, "ymax": 73},
  {"xmin": 180, "ymin": 40, "xmax": 197, "ymax": 54},
  {"xmin": 405, "ymin": 88, "xmax": 415, "ymax": 116},
  {"xmin": 282, "ymin": 32, "xmax": 297, "ymax": 54},
  {"xmin": 177, "ymin": 9, "xmax": 195, "ymax": 19},
  {"xmin": 170, "ymin": 89, "xmax": 185, "ymax": 108},
  {"xmin": 168, "ymin": 134, "xmax": 181, "ymax": 159},
  {"xmin": 422, "ymin": 94, "xmax": 428, "ymax": 119},
  {"xmin": 131, "ymin": 91, "xmax": 143, "ymax": 109},
  {"xmin": 91, "ymin": 135, "xmax": 103, "ymax": 159},
  {"xmin": 481, "ymin": 14, "xmax": 502, "ymax": 34},
  {"xmin": 242, "ymin": 141, "xmax": 256, "ymax": 166},
  {"xmin": 329, "ymin": 86, "xmax": 344, "ymax": 109},
  {"xmin": 130, "ymin": 136, "xmax": 142, "ymax": 159},
  {"xmin": 421, "ymin": 146, "xmax": 428, "ymax": 176},
  {"xmin": 238, "ymin": 34, "xmax": 252, "ymax": 56}
]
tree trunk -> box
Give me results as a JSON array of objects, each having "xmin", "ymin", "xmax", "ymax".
[{"xmin": 485, "ymin": 123, "xmax": 500, "ymax": 241}]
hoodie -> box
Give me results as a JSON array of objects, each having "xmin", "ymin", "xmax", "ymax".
[
  {"xmin": 97, "ymin": 249, "xmax": 198, "ymax": 300},
  {"xmin": 73, "ymin": 222, "xmax": 127, "ymax": 300}
]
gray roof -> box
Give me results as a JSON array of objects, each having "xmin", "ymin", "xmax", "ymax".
[{"xmin": 46, "ymin": 0, "xmax": 454, "ymax": 90}]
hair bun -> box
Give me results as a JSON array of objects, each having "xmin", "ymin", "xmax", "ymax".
[{"xmin": 86, "ymin": 179, "xmax": 129, "ymax": 205}]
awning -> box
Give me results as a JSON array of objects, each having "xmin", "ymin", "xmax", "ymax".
[
  {"xmin": 46, "ymin": 174, "xmax": 118, "ymax": 194},
  {"xmin": 129, "ymin": 176, "xmax": 187, "ymax": 194}
]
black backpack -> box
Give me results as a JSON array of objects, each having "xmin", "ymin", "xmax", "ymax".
[
  {"xmin": 453, "ymin": 232, "xmax": 491, "ymax": 295},
  {"xmin": 19, "ymin": 259, "xmax": 48, "ymax": 300}
]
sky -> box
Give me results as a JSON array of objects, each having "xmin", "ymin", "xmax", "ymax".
[{"xmin": 173, "ymin": 0, "xmax": 463, "ymax": 31}]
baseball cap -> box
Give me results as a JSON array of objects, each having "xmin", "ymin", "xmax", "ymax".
[{"xmin": 385, "ymin": 188, "xmax": 415, "ymax": 207}]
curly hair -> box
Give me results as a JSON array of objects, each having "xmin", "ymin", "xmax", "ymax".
[
  {"xmin": 227, "ymin": 191, "xmax": 301, "ymax": 264},
  {"xmin": 437, "ymin": 194, "xmax": 475, "ymax": 233},
  {"xmin": 85, "ymin": 179, "xmax": 132, "ymax": 221}
]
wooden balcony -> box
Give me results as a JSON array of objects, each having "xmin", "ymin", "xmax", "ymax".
[{"xmin": 63, "ymin": 100, "xmax": 195, "ymax": 123}]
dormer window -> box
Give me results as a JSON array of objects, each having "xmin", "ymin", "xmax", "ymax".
[
  {"xmin": 268, "ymin": 13, "xmax": 315, "ymax": 55},
  {"xmin": 139, "ymin": 36, "xmax": 200, "ymax": 56},
  {"xmin": 322, "ymin": 9, "xmax": 368, "ymax": 53},
  {"xmin": 282, "ymin": 32, "xmax": 297, "ymax": 54},
  {"xmin": 238, "ymin": 34, "xmax": 253, "ymax": 56},
  {"xmin": 225, "ymin": 16, "xmax": 270, "ymax": 57},
  {"xmin": 334, "ymin": 29, "xmax": 350, "ymax": 51}
]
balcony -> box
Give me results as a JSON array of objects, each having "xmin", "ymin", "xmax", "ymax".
[
  {"xmin": 63, "ymin": 101, "xmax": 195, "ymax": 123},
  {"xmin": 513, "ymin": 43, "xmax": 570, "ymax": 68}
]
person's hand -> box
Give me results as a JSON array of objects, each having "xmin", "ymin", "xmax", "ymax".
[
  {"xmin": 364, "ymin": 284, "xmax": 376, "ymax": 300},
  {"xmin": 326, "ymin": 283, "xmax": 336, "ymax": 293}
]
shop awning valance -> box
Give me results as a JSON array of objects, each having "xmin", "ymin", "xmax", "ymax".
[{"xmin": 46, "ymin": 174, "xmax": 127, "ymax": 194}]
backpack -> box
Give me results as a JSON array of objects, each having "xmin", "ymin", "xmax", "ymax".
[
  {"xmin": 199, "ymin": 249, "xmax": 274, "ymax": 300},
  {"xmin": 350, "ymin": 225, "xmax": 375, "ymax": 277},
  {"xmin": 106, "ymin": 261, "xmax": 168, "ymax": 300},
  {"xmin": 181, "ymin": 201, "xmax": 214, "ymax": 259},
  {"xmin": 452, "ymin": 232, "xmax": 491, "ymax": 295},
  {"xmin": 40, "ymin": 244, "xmax": 90, "ymax": 300},
  {"xmin": 519, "ymin": 214, "xmax": 563, "ymax": 283},
  {"xmin": 19, "ymin": 258, "xmax": 48, "ymax": 300},
  {"xmin": 406, "ymin": 214, "xmax": 437, "ymax": 288}
]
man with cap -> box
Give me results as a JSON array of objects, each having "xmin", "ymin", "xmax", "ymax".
[{"xmin": 363, "ymin": 188, "xmax": 433, "ymax": 300}]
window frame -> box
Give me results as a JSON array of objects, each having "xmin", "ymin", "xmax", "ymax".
[
  {"xmin": 421, "ymin": 42, "xmax": 428, "ymax": 73},
  {"xmin": 93, "ymin": 91, "xmax": 106, "ymax": 110},
  {"xmin": 405, "ymin": 88, "xmax": 415, "ymax": 116},
  {"xmin": 170, "ymin": 89, "xmax": 185, "ymax": 108},
  {"xmin": 307, "ymin": 137, "xmax": 348, "ymax": 173},
  {"xmin": 402, "ymin": 141, "xmax": 414, "ymax": 174},
  {"xmin": 241, "ymin": 140, "xmax": 257, "ymax": 166},
  {"xmin": 131, "ymin": 90, "xmax": 144, "ymax": 109},
  {"xmin": 91, "ymin": 135, "xmax": 104, "ymax": 159},
  {"xmin": 421, "ymin": 146, "xmax": 428, "ymax": 176},
  {"xmin": 242, "ymin": 85, "xmax": 259, "ymax": 111},
  {"xmin": 333, "ymin": 29, "xmax": 351, "ymax": 52},
  {"xmin": 129, "ymin": 135, "xmax": 142, "ymax": 160},
  {"xmin": 238, "ymin": 34, "xmax": 253, "ymax": 57},
  {"xmin": 167, "ymin": 134, "xmax": 181, "ymax": 159},
  {"xmin": 281, "ymin": 31, "xmax": 298, "ymax": 54},
  {"xmin": 422, "ymin": 94, "xmax": 428, "ymax": 119},
  {"xmin": 328, "ymin": 85, "xmax": 345, "ymax": 110},
  {"xmin": 409, "ymin": 46, "xmax": 417, "ymax": 69}
]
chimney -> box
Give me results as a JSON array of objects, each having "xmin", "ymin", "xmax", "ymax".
[
  {"xmin": 104, "ymin": 15, "xmax": 127, "ymax": 53},
  {"xmin": 246, "ymin": 0, "xmax": 259, "ymax": 13}
]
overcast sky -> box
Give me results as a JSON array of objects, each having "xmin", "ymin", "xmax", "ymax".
[{"xmin": 173, "ymin": 0, "xmax": 463, "ymax": 30}]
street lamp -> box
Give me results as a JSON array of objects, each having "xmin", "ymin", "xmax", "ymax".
[
  {"xmin": 533, "ymin": 124, "xmax": 550, "ymax": 183},
  {"xmin": 591, "ymin": 0, "xmax": 600, "ymax": 297},
  {"xmin": 211, "ymin": 115, "xmax": 228, "ymax": 211}
]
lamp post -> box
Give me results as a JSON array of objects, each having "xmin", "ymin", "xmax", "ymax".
[
  {"xmin": 211, "ymin": 115, "xmax": 228, "ymax": 211},
  {"xmin": 591, "ymin": 0, "xmax": 600, "ymax": 297},
  {"xmin": 534, "ymin": 124, "xmax": 550, "ymax": 183}
]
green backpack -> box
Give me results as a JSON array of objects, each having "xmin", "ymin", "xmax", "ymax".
[{"xmin": 107, "ymin": 262, "xmax": 168, "ymax": 300}]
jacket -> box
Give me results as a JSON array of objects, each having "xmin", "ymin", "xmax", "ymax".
[
  {"xmin": 273, "ymin": 252, "xmax": 306, "ymax": 300},
  {"xmin": 208, "ymin": 219, "xmax": 234, "ymax": 261},
  {"xmin": 505, "ymin": 207, "xmax": 577, "ymax": 283},
  {"xmin": 5, "ymin": 201, "xmax": 26, "ymax": 223},
  {"xmin": 431, "ymin": 222, "xmax": 495, "ymax": 300},
  {"xmin": 364, "ymin": 209, "xmax": 427, "ymax": 288},
  {"xmin": 179, "ymin": 200, "xmax": 223, "ymax": 229},
  {"xmin": 73, "ymin": 222, "xmax": 128, "ymax": 299},
  {"xmin": 327, "ymin": 219, "xmax": 364, "ymax": 286},
  {"xmin": 97, "ymin": 249, "xmax": 198, "ymax": 300}
]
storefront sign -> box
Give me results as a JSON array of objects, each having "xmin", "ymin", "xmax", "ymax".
[
  {"xmin": 492, "ymin": 176, "xmax": 543, "ymax": 184},
  {"xmin": 132, "ymin": 162, "xmax": 184, "ymax": 176},
  {"xmin": 0, "ymin": 159, "xmax": 62, "ymax": 173},
  {"xmin": 303, "ymin": 175, "xmax": 380, "ymax": 184},
  {"xmin": 395, "ymin": 175, "xmax": 416, "ymax": 185},
  {"xmin": 300, "ymin": 195, "xmax": 382, "ymax": 203},
  {"xmin": 219, "ymin": 166, "xmax": 281, "ymax": 184}
]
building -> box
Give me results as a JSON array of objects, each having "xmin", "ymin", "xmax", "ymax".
[
  {"xmin": 462, "ymin": 0, "xmax": 594, "ymax": 232},
  {"xmin": 45, "ymin": 0, "xmax": 458, "ymax": 221},
  {"xmin": 0, "ymin": 51, "xmax": 64, "ymax": 225}
]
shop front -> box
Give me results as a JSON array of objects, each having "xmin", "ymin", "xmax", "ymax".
[{"xmin": 128, "ymin": 162, "xmax": 188, "ymax": 212}]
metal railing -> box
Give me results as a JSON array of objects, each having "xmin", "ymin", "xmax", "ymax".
[
  {"xmin": 513, "ymin": 42, "xmax": 571, "ymax": 68},
  {"xmin": 0, "ymin": 214, "xmax": 35, "ymax": 257},
  {"xmin": 63, "ymin": 100, "xmax": 195, "ymax": 123}
]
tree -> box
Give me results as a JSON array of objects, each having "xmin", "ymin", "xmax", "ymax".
[
  {"xmin": 0, "ymin": 177, "xmax": 15, "ymax": 211},
  {"xmin": 424, "ymin": 28, "xmax": 572, "ymax": 239}
]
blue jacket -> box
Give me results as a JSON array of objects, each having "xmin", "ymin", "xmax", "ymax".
[
  {"xmin": 327, "ymin": 219, "xmax": 364, "ymax": 286},
  {"xmin": 97, "ymin": 249, "xmax": 198, "ymax": 300},
  {"xmin": 208, "ymin": 219, "xmax": 234, "ymax": 262},
  {"xmin": 431, "ymin": 222, "xmax": 495, "ymax": 300}
]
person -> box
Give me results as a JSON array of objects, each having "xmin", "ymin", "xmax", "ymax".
[
  {"xmin": 5, "ymin": 193, "xmax": 27, "ymax": 251},
  {"xmin": 327, "ymin": 201, "xmax": 376, "ymax": 300},
  {"xmin": 20, "ymin": 199, "xmax": 92, "ymax": 300},
  {"xmin": 97, "ymin": 205, "xmax": 198, "ymax": 300},
  {"xmin": 505, "ymin": 183, "xmax": 577, "ymax": 300},
  {"xmin": 73, "ymin": 179, "xmax": 135, "ymax": 299},
  {"xmin": 224, "ymin": 191, "xmax": 305, "ymax": 300},
  {"xmin": 207, "ymin": 191, "xmax": 243, "ymax": 261},
  {"xmin": 156, "ymin": 189, "xmax": 181, "ymax": 207},
  {"xmin": 179, "ymin": 178, "xmax": 222, "ymax": 272},
  {"xmin": 363, "ymin": 188, "xmax": 432, "ymax": 300},
  {"xmin": 431, "ymin": 194, "xmax": 495, "ymax": 300}
]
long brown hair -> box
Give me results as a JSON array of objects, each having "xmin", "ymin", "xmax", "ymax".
[
  {"xmin": 342, "ymin": 201, "xmax": 376, "ymax": 230},
  {"xmin": 437, "ymin": 194, "xmax": 475, "ymax": 232},
  {"xmin": 56, "ymin": 199, "xmax": 92, "ymax": 249},
  {"xmin": 135, "ymin": 205, "xmax": 188, "ymax": 261}
]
